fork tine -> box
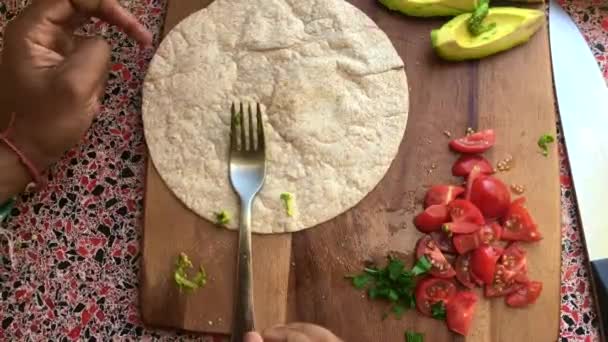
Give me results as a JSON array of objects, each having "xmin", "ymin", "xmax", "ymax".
[
  {"xmin": 230, "ymin": 102, "xmax": 238, "ymax": 151},
  {"xmin": 239, "ymin": 103, "xmax": 246, "ymax": 151},
  {"xmin": 248, "ymin": 104, "xmax": 255, "ymax": 151},
  {"xmin": 256, "ymin": 103, "xmax": 264, "ymax": 150}
]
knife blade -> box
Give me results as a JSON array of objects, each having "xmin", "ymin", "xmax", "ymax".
[{"xmin": 549, "ymin": 0, "xmax": 608, "ymax": 337}]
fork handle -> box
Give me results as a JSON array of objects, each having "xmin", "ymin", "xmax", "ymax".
[{"xmin": 231, "ymin": 198, "xmax": 255, "ymax": 342}]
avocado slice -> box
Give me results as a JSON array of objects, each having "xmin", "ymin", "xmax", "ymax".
[
  {"xmin": 431, "ymin": 7, "xmax": 545, "ymax": 61},
  {"xmin": 379, "ymin": 0, "xmax": 478, "ymax": 17}
]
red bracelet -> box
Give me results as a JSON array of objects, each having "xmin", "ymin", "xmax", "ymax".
[{"xmin": 0, "ymin": 112, "xmax": 45, "ymax": 190}]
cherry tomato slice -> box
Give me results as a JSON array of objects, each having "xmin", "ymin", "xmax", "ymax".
[
  {"xmin": 469, "ymin": 176, "xmax": 511, "ymax": 219},
  {"xmin": 448, "ymin": 199, "xmax": 484, "ymax": 225},
  {"xmin": 431, "ymin": 231, "xmax": 457, "ymax": 254},
  {"xmin": 443, "ymin": 221, "xmax": 481, "ymax": 235},
  {"xmin": 424, "ymin": 185, "xmax": 465, "ymax": 208},
  {"xmin": 415, "ymin": 277, "xmax": 457, "ymax": 316},
  {"xmin": 452, "ymin": 155, "xmax": 494, "ymax": 177},
  {"xmin": 501, "ymin": 198, "xmax": 542, "ymax": 242},
  {"xmin": 497, "ymin": 243, "xmax": 528, "ymax": 283},
  {"xmin": 465, "ymin": 165, "xmax": 482, "ymax": 201},
  {"xmin": 505, "ymin": 281, "xmax": 543, "ymax": 307},
  {"xmin": 449, "ymin": 129, "xmax": 496, "ymax": 154},
  {"xmin": 452, "ymin": 220, "xmax": 502, "ymax": 255},
  {"xmin": 416, "ymin": 235, "xmax": 456, "ymax": 278},
  {"xmin": 414, "ymin": 204, "xmax": 450, "ymax": 233},
  {"xmin": 484, "ymin": 281, "xmax": 518, "ymax": 298},
  {"xmin": 446, "ymin": 291, "xmax": 478, "ymax": 336},
  {"xmin": 454, "ymin": 253, "xmax": 476, "ymax": 289},
  {"xmin": 470, "ymin": 245, "xmax": 502, "ymax": 285}
]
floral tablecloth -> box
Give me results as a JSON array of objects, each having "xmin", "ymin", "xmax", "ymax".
[{"xmin": 0, "ymin": 0, "xmax": 604, "ymax": 340}]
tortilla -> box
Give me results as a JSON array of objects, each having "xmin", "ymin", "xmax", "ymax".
[{"xmin": 142, "ymin": 0, "xmax": 409, "ymax": 233}]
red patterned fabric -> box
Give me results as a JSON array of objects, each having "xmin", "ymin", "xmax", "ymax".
[{"xmin": 0, "ymin": 1, "xmax": 602, "ymax": 340}]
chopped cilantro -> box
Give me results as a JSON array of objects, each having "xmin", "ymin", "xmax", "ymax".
[
  {"xmin": 405, "ymin": 331, "xmax": 424, "ymax": 342},
  {"xmin": 280, "ymin": 192, "xmax": 296, "ymax": 217},
  {"xmin": 392, "ymin": 304, "xmax": 406, "ymax": 318},
  {"xmin": 387, "ymin": 258, "xmax": 405, "ymax": 280},
  {"xmin": 431, "ymin": 301, "xmax": 447, "ymax": 320},
  {"xmin": 467, "ymin": 0, "xmax": 496, "ymax": 36},
  {"xmin": 174, "ymin": 253, "xmax": 207, "ymax": 292},
  {"xmin": 346, "ymin": 255, "xmax": 432, "ymax": 318},
  {"xmin": 537, "ymin": 134, "xmax": 555, "ymax": 157},
  {"xmin": 215, "ymin": 210, "xmax": 230, "ymax": 226},
  {"xmin": 411, "ymin": 256, "xmax": 431, "ymax": 276},
  {"xmin": 351, "ymin": 273, "xmax": 372, "ymax": 289}
]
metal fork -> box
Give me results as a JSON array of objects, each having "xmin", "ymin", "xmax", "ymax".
[{"xmin": 229, "ymin": 102, "xmax": 266, "ymax": 342}]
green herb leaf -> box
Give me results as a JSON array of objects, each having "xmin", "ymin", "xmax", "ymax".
[
  {"xmin": 537, "ymin": 134, "xmax": 555, "ymax": 157},
  {"xmin": 388, "ymin": 289, "xmax": 399, "ymax": 302},
  {"xmin": 467, "ymin": 0, "xmax": 495, "ymax": 36},
  {"xmin": 348, "ymin": 255, "xmax": 433, "ymax": 319},
  {"xmin": 392, "ymin": 304, "xmax": 406, "ymax": 318},
  {"xmin": 411, "ymin": 256, "xmax": 432, "ymax": 276},
  {"xmin": 431, "ymin": 301, "xmax": 447, "ymax": 320},
  {"xmin": 405, "ymin": 331, "xmax": 424, "ymax": 342},
  {"xmin": 280, "ymin": 192, "xmax": 296, "ymax": 217},
  {"xmin": 352, "ymin": 274, "xmax": 372, "ymax": 289},
  {"xmin": 368, "ymin": 287, "xmax": 379, "ymax": 299},
  {"xmin": 364, "ymin": 267, "xmax": 380, "ymax": 275},
  {"xmin": 214, "ymin": 210, "xmax": 230, "ymax": 226},
  {"xmin": 174, "ymin": 253, "xmax": 207, "ymax": 292},
  {"xmin": 387, "ymin": 259, "xmax": 405, "ymax": 280}
]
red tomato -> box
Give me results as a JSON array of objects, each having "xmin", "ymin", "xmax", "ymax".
[
  {"xmin": 415, "ymin": 277, "xmax": 457, "ymax": 316},
  {"xmin": 501, "ymin": 198, "xmax": 542, "ymax": 242},
  {"xmin": 498, "ymin": 243, "xmax": 528, "ymax": 283},
  {"xmin": 470, "ymin": 268, "xmax": 484, "ymax": 287},
  {"xmin": 505, "ymin": 281, "xmax": 543, "ymax": 307},
  {"xmin": 443, "ymin": 221, "xmax": 481, "ymax": 234},
  {"xmin": 469, "ymin": 176, "xmax": 511, "ymax": 219},
  {"xmin": 465, "ymin": 165, "xmax": 481, "ymax": 201},
  {"xmin": 431, "ymin": 231, "xmax": 457, "ymax": 254},
  {"xmin": 453, "ymin": 223, "xmax": 502, "ymax": 255},
  {"xmin": 449, "ymin": 129, "xmax": 496, "ymax": 154},
  {"xmin": 416, "ymin": 235, "xmax": 456, "ymax": 278},
  {"xmin": 470, "ymin": 245, "xmax": 502, "ymax": 284},
  {"xmin": 454, "ymin": 253, "xmax": 476, "ymax": 289},
  {"xmin": 452, "ymin": 155, "xmax": 494, "ymax": 177},
  {"xmin": 424, "ymin": 185, "xmax": 465, "ymax": 208},
  {"xmin": 484, "ymin": 282, "xmax": 518, "ymax": 297},
  {"xmin": 448, "ymin": 199, "xmax": 484, "ymax": 225},
  {"xmin": 446, "ymin": 291, "xmax": 478, "ymax": 336},
  {"xmin": 484, "ymin": 244, "xmax": 528, "ymax": 297},
  {"xmin": 414, "ymin": 204, "xmax": 450, "ymax": 233}
]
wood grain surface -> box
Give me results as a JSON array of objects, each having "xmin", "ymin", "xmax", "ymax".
[{"xmin": 140, "ymin": 1, "xmax": 560, "ymax": 340}]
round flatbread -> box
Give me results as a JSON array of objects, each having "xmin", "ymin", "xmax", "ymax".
[{"xmin": 142, "ymin": 0, "xmax": 409, "ymax": 233}]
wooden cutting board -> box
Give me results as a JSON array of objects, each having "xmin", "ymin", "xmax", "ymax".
[{"xmin": 140, "ymin": 0, "xmax": 560, "ymax": 340}]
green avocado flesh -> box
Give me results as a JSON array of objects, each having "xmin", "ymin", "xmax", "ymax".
[
  {"xmin": 379, "ymin": 0, "xmax": 478, "ymax": 17},
  {"xmin": 431, "ymin": 7, "xmax": 545, "ymax": 61}
]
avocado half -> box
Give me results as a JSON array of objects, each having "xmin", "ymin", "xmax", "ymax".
[
  {"xmin": 431, "ymin": 7, "xmax": 545, "ymax": 61},
  {"xmin": 380, "ymin": 0, "xmax": 478, "ymax": 17}
]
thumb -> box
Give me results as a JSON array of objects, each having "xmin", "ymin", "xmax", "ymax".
[
  {"xmin": 57, "ymin": 37, "xmax": 111, "ymax": 106},
  {"xmin": 244, "ymin": 332, "xmax": 264, "ymax": 342}
]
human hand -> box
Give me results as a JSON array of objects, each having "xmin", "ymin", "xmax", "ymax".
[
  {"xmin": 244, "ymin": 323, "xmax": 342, "ymax": 342},
  {"xmin": 0, "ymin": 0, "xmax": 151, "ymax": 197}
]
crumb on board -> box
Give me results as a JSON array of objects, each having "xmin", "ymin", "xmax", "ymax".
[
  {"xmin": 443, "ymin": 130, "xmax": 452, "ymax": 138},
  {"xmin": 466, "ymin": 127, "xmax": 475, "ymax": 136}
]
